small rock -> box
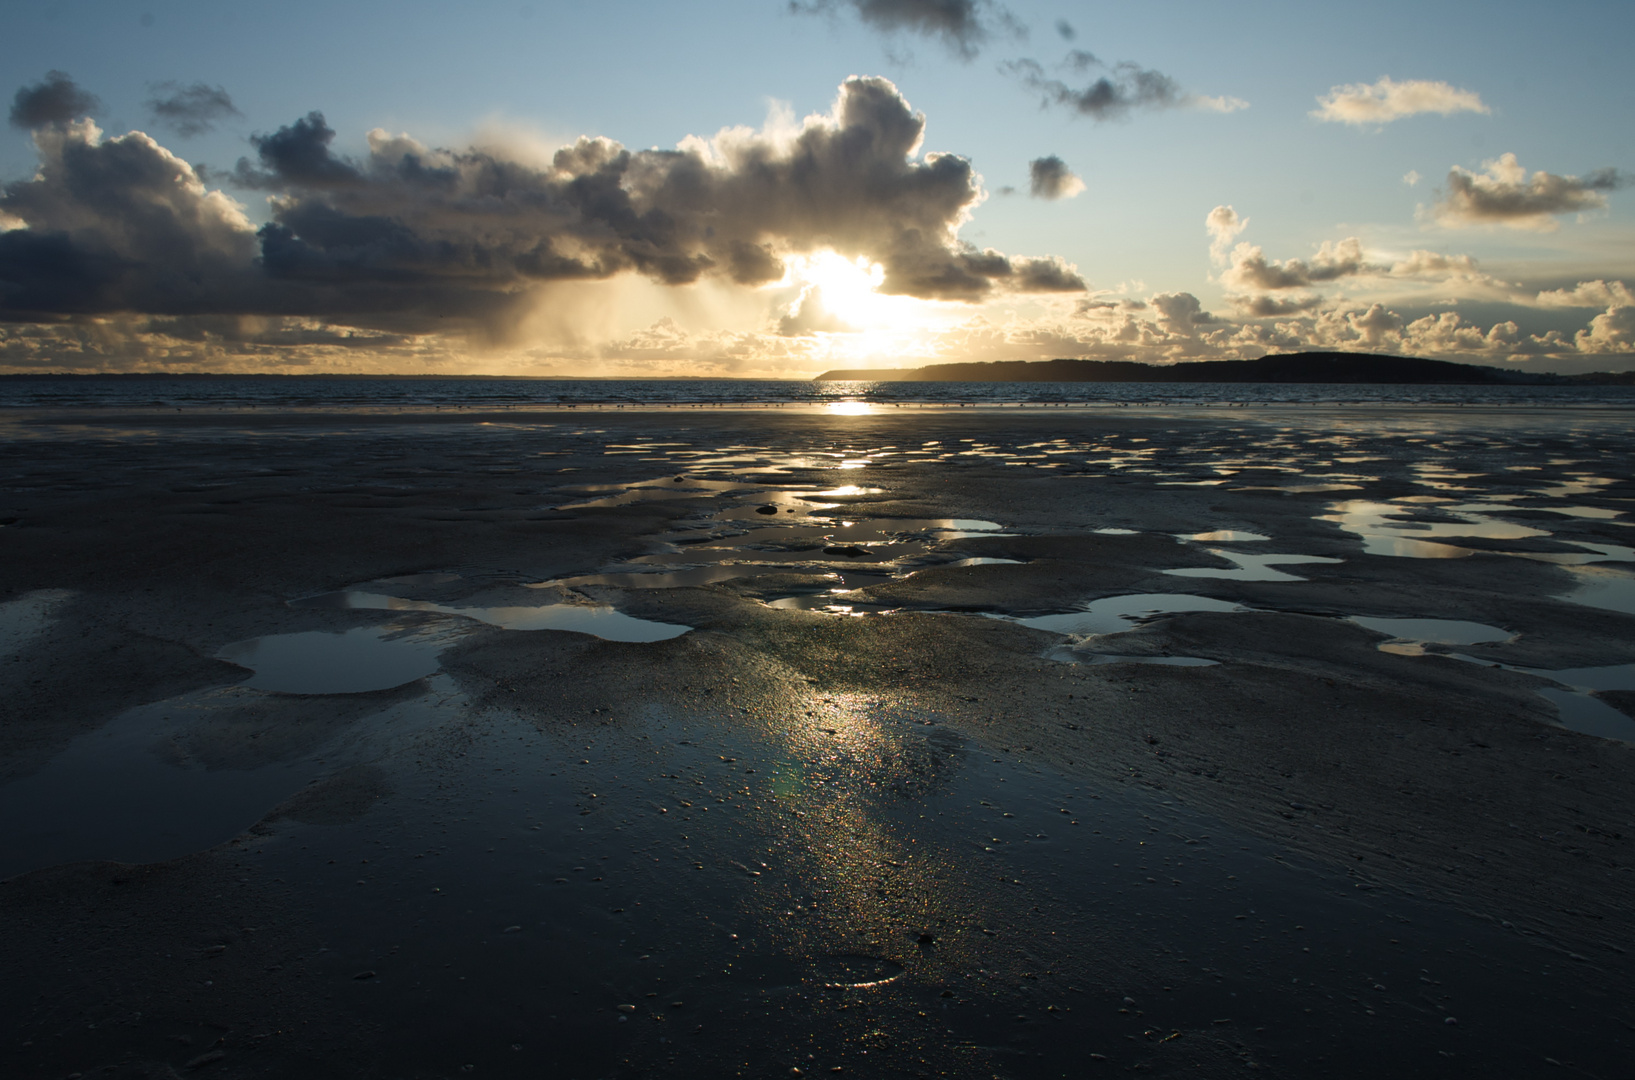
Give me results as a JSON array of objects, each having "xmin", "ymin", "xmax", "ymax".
[
  {"xmin": 755, "ymin": 505, "xmax": 779, "ymax": 515},
  {"xmin": 617, "ymin": 1004, "xmax": 637, "ymax": 1012},
  {"xmin": 353, "ymin": 970, "xmax": 376, "ymax": 980},
  {"xmin": 502, "ymin": 925, "xmax": 522, "ymax": 934},
  {"xmin": 1445, "ymin": 1016, "xmax": 1458, "ymax": 1025}
]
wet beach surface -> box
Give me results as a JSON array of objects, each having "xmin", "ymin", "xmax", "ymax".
[{"xmin": 1, "ymin": 403, "xmax": 1632, "ymax": 1078}]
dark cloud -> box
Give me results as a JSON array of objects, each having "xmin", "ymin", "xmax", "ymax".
[
  {"xmin": 236, "ymin": 112, "xmax": 364, "ymax": 188},
  {"xmin": 1229, "ymin": 293, "xmax": 1325, "ymax": 317},
  {"xmin": 1054, "ymin": 18, "xmax": 1075, "ymax": 40},
  {"xmin": 1005, "ymin": 51, "xmax": 1244, "ymax": 120},
  {"xmin": 145, "ymin": 82, "xmax": 242, "ymax": 138},
  {"xmin": 1150, "ymin": 292, "xmax": 1217, "ymax": 335},
  {"xmin": 789, "ymin": 0, "xmax": 1019, "ymax": 59},
  {"xmin": 0, "ymin": 76, "xmax": 1079, "ymax": 330},
  {"xmin": 1432, "ymin": 153, "xmax": 1623, "ymax": 230},
  {"xmin": 1027, "ymin": 155, "xmax": 1083, "ymax": 199},
  {"xmin": 9, "ymin": 71, "xmax": 99, "ymax": 130},
  {"xmin": 1005, "ymin": 55, "xmax": 1181, "ymax": 120},
  {"xmin": 1009, "ymin": 255, "xmax": 1085, "ymax": 291},
  {"xmin": 1224, "ymin": 238, "xmax": 1374, "ymax": 290}
]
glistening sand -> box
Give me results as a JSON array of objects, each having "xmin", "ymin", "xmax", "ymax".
[{"xmin": 1, "ymin": 402, "xmax": 1632, "ymax": 1078}]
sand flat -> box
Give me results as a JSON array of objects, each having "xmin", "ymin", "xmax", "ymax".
[{"xmin": 1, "ymin": 403, "xmax": 1632, "ymax": 1077}]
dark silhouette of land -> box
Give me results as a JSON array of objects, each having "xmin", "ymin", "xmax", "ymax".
[{"xmin": 815, "ymin": 351, "xmax": 1635, "ymax": 385}]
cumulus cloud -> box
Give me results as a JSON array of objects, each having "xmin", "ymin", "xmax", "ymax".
[
  {"xmin": 145, "ymin": 82, "xmax": 243, "ymax": 138},
  {"xmin": 1228, "ymin": 293, "xmax": 1324, "ymax": 317},
  {"xmin": 1312, "ymin": 77, "xmax": 1489, "ymax": 126},
  {"xmin": 1222, "ymin": 237, "xmax": 1375, "ymax": 291},
  {"xmin": 1150, "ymin": 292, "xmax": 1217, "ymax": 336},
  {"xmin": 1576, "ymin": 304, "xmax": 1635, "ymax": 353},
  {"xmin": 1205, "ymin": 205, "xmax": 1247, "ymax": 263},
  {"xmin": 789, "ymin": 0, "xmax": 1019, "ymax": 58},
  {"xmin": 1536, "ymin": 280, "xmax": 1632, "ymax": 308},
  {"xmin": 1028, "ymin": 155, "xmax": 1083, "ymax": 200},
  {"xmin": 1430, "ymin": 153, "xmax": 1623, "ymax": 230},
  {"xmin": 9, "ymin": 71, "xmax": 99, "ymax": 129},
  {"xmin": 1005, "ymin": 52, "xmax": 1245, "ymax": 121},
  {"xmin": 0, "ymin": 119, "xmax": 261, "ymax": 317},
  {"xmin": 0, "ymin": 76, "xmax": 1081, "ymax": 331}
]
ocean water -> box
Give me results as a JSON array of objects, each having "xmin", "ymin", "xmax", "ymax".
[{"xmin": 2, "ymin": 374, "xmax": 1634, "ymax": 410}]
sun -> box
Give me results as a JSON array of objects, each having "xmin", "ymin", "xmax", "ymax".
[{"xmin": 788, "ymin": 251, "xmax": 886, "ymax": 328}]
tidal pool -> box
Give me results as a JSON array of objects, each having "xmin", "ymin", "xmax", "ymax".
[
  {"xmin": 217, "ymin": 625, "xmax": 449, "ymax": 694},
  {"xmin": 295, "ymin": 590, "xmax": 692, "ymax": 642}
]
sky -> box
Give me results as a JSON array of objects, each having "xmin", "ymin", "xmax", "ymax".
[{"xmin": 1, "ymin": 0, "xmax": 1631, "ymax": 377}]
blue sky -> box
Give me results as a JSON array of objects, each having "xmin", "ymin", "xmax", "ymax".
[{"xmin": 1, "ymin": 0, "xmax": 1631, "ymax": 375}]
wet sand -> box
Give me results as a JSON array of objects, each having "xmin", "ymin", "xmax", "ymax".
[{"xmin": 1, "ymin": 403, "xmax": 1632, "ymax": 1078}]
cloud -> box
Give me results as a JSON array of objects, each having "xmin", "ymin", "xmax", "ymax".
[
  {"xmin": 1005, "ymin": 53, "xmax": 1244, "ymax": 121},
  {"xmin": 0, "ymin": 119, "xmax": 261, "ymax": 317},
  {"xmin": 1403, "ymin": 170, "xmax": 1422, "ymax": 187},
  {"xmin": 1028, "ymin": 155, "xmax": 1083, "ymax": 200},
  {"xmin": 1576, "ymin": 303, "xmax": 1635, "ymax": 353},
  {"xmin": 1054, "ymin": 18, "xmax": 1074, "ymax": 40},
  {"xmin": 1536, "ymin": 280, "xmax": 1632, "ymax": 308},
  {"xmin": 1227, "ymin": 293, "xmax": 1324, "ymax": 317},
  {"xmin": 0, "ymin": 76, "xmax": 1080, "ymax": 333},
  {"xmin": 1150, "ymin": 292, "xmax": 1217, "ymax": 335},
  {"xmin": 1430, "ymin": 152, "xmax": 1622, "ymax": 230},
  {"xmin": 1205, "ymin": 205, "xmax": 1247, "ymax": 263},
  {"xmin": 145, "ymin": 82, "xmax": 243, "ymax": 138},
  {"xmin": 9, "ymin": 71, "xmax": 99, "ymax": 129},
  {"xmin": 789, "ymin": 0, "xmax": 1019, "ymax": 58},
  {"xmin": 1009, "ymin": 254, "xmax": 1085, "ymax": 291},
  {"xmin": 1312, "ymin": 77, "xmax": 1489, "ymax": 126},
  {"xmin": 1222, "ymin": 237, "xmax": 1375, "ymax": 290}
]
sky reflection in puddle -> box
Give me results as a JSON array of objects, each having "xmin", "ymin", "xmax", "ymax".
[
  {"xmin": 1165, "ymin": 549, "xmax": 1343, "ymax": 582},
  {"xmin": 295, "ymin": 590, "xmax": 691, "ymax": 642},
  {"xmin": 217, "ymin": 625, "xmax": 450, "ymax": 694},
  {"xmin": 1002, "ymin": 593, "xmax": 1246, "ymax": 637},
  {"xmin": 1349, "ymin": 616, "xmax": 1512, "ymax": 656},
  {"xmin": 1560, "ymin": 565, "xmax": 1635, "ymax": 615}
]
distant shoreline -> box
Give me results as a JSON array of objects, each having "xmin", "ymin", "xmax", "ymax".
[{"xmin": 815, "ymin": 352, "xmax": 1635, "ymax": 386}]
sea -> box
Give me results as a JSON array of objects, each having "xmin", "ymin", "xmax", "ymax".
[{"xmin": 2, "ymin": 375, "xmax": 1634, "ymax": 410}]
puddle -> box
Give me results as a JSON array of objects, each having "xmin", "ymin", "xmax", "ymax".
[
  {"xmin": 1181, "ymin": 530, "xmax": 1269, "ymax": 542},
  {"xmin": 556, "ymin": 478, "xmax": 750, "ymax": 509},
  {"xmin": 1443, "ymin": 653, "xmax": 1635, "ymax": 742},
  {"xmin": 217, "ymin": 625, "xmax": 451, "ymax": 694},
  {"xmin": 532, "ymin": 490, "xmax": 1010, "ymax": 604},
  {"xmin": 1165, "ymin": 549, "xmax": 1343, "ymax": 582},
  {"xmin": 1350, "ymin": 616, "xmax": 1512, "ymax": 656},
  {"xmin": 1001, "ymin": 593, "xmax": 1246, "ymax": 637},
  {"xmin": 1538, "ymin": 689, "xmax": 1635, "ymax": 742},
  {"xmin": 1559, "ymin": 565, "xmax": 1635, "ymax": 615},
  {"xmin": 1045, "ymin": 648, "xmax": 1219, "ymax": 667},
  {"xmin": 0, "ymin": 588, "xmax": 72, "ymax": 658},
  {"xmin": 1320, "ymin": 499, "xmax": 1547, "ymax": 559},
  {"xmin": 1320, "ymin": 499, "xmax": 1632, "ymax": 567},
  {"xmin": 944, "ymin": 557, "xmax": 1023, "ymax": 568},
  {"xmin": 550, "ymin": 565, "xmax": 788, "ymax": 590},
  {"xmin": 295, "ymin": 590, "xmax": 690, "ymax": 642}
]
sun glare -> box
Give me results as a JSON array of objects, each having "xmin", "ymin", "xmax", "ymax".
[
  {"xmin": 826, "ymin": 402, "xmax": 873, "ymax": 415},
  {"xmin": 790, "ymin": 251, "xmax": 886, "ymax": 327}
]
